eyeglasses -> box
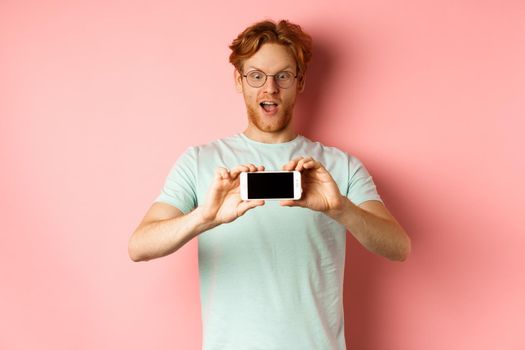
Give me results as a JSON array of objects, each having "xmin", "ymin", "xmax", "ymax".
[{"xmin": 241, "ymin": 70, "xmax": 298, "ymax": 89}]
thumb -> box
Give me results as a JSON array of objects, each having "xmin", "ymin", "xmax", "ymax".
[
  {"xmin": 280, "ymin": 199, "xmax": 306, "ymax": 207},
  {"xmin": 237, "ymin": 200, "xmax": 265, "ymax": 216}
]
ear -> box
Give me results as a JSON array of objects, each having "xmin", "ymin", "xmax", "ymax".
[
  {"xmin": 297, "ymin": 75, "xmax": 306, "ymax": 93},
  {"xmin": 234, "ymin": 69, "xmax": 243, "ymax": 93}
]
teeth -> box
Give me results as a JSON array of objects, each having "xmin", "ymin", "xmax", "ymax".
[{"xmin": 261, "ymin": 101, "xmax": 277, "ymax": 105}]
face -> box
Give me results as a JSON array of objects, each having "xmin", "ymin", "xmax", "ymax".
[{"xmin": 235, "ymin": 43, "xmax": 304, "ymax": 137}]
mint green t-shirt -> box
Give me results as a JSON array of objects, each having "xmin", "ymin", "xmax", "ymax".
[{"xmin": 155, "ymin": 133, "xmax": 382, "ymax": 350}]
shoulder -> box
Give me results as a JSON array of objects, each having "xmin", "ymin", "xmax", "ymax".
[
  {"xmin": 193, "ymin": 134, "xmax": 242, "ymax": 151},
  {"xmin": 299, "ymin": 136, "xmax": 370, "ymax": 175},
  {"xmin": 300, "ymin": 136, "xmax": 353, "ymax": 162},
  {"xmin": 186, "ymin": 134, "xmax": 243, "ymax": 155}
]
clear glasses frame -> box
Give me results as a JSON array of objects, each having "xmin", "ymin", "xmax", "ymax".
[{"xmin": 241, "ymin": 70, "xmax": 299, "ymax": 89}]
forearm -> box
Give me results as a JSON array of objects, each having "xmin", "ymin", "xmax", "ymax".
[
  {"xmin": 129, "ymin": 207, "xmax": 217, "ymax": 262},
  {"xmin": 327, "ymin": 197, "xmax": 411, "ymax": 261}
]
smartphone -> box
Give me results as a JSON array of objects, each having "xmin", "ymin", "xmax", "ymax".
[{"xmin": 240, "ymin": 171, "xmax": 302, "ymax": 201}]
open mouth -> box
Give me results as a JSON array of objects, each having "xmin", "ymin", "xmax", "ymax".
[{"xmin": 260, "ymin": 101, "xmax": 278, "ymax": 113}]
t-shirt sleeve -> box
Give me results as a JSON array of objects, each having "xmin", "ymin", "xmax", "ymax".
[
  {"xmin": 346, "ymin": 155, "xmax": 383, "ymax": 205},
  {"xmin": 154, "ymin": 147, "xmax": 198, "ymax": 214}
]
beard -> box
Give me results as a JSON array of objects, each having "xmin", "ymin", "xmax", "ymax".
[{"xmin": 246, "ymin": 102, "xmax": 294, "ymax": 133}]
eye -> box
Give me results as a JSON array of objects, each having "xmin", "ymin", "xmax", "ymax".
[
  {"xmin": 276, "ymin": 71, "xmax": 292, "ymax": 80},
  {"xmin": 248, "ymin": 71, "xmax": 264, "ymax": 80}
]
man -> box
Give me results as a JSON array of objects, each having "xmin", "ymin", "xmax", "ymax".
[{"xmin": 129, "ymin": 19, "xmax": 410, "ymax": 350}]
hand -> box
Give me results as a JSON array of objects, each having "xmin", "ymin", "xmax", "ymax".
[
  {"xmin": 280, "ymin": 157, "xmax": 345, "ymax": 214},
  {"xmin": 200, "ymin": 164, "xmax": 265, "ymax": 225}
]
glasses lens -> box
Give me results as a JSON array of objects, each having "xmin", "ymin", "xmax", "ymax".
[
  {"xmin": 275, "ymin": 71, "xmax": 293, "ymax": 88},
  {"xmin": 247, "ymin": 71, "xmax": 266, "ymax": 87}
]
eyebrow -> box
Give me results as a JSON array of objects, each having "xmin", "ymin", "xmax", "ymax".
[{"xmin": 245, "ymin": 65, "xmax": 294, "ymax": 72}]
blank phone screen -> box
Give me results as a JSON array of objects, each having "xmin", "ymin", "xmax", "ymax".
[{"xmin": 247, "ymin": 172, "xmax": 294, "ymax": 199}]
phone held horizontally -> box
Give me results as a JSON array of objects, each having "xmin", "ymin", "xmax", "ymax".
[{"xmin": 240, "ymin": 171, "xmax": 302, "ymax": 201}]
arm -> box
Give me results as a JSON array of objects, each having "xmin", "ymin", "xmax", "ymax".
[
  {"xmin": 327, "ymin": 199, "xmax": 410, "ymax": 261},
  {"xmin": 281, "ymin": 157, "xmax": 411, "ymax": 262},
  {"xmin": 128, "ymin": 203, "xmax": 215, "ymax": 262},
  {"xmin": 128, "ymin": 164, "xmax": 265, "ymax": 262}
]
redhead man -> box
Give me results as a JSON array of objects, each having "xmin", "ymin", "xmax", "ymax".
[{"xmin": 129, "ymin": 19, "xmax": 410, "ymax": 350}]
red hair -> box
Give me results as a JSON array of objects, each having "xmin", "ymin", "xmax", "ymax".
[{"xmin": 229, "ymin": 19, "xmax": 312, "ymax": 87}]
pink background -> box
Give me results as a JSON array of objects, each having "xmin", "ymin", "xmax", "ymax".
[{"xmin": 1, "ymin": 1, "xmax": 524, "ymax": 349}]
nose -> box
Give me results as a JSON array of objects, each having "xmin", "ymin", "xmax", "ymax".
[{"xmin": 263, "ymin": 75, "xmax": 279, "ymax": 93}]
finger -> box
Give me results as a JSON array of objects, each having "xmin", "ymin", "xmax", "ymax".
[
  {"xmin": 282, "ymin": 162, "xmax": 292, "ymax": 171},
  {"xmin": 283, "ymin": 157, "xmax": 304, "ymax": 171},
  {"xmin": 257, "ymin": 165, "xmax": 265, "ymax": 172},
  {"xmin": 245, "ymin": 163, "xmax": 257, "ymax": 172},
  {"xmin": 302, "ymin": 158, "xmax": 320, "ymax": 170},
  {"xmin": 296, "ymin": 156, "xmax": 315, "ymax": 172},
  {"xmin": 215, "ymin": 167, "xmax": 229, "ymax": 179},
  {"xmin": 211, "ymin": 168, "xmax": 230, "ymax": 192},
  {"xmin": 230, "ymin": 165, "xmax": 250, "ymax": 178},
  {"xmin": 295, "ymin": 157, "xmax": 308, "ymax": 172},
  {"xmin": 231, "ymin": 163, "xmax": 258, "ymax": 178},
  {"xmin": 237, "ymin": 200, "xmax": 265, "ymax": 216}
]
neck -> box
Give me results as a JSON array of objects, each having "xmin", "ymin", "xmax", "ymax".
[{"xmin": 242, "ymin": 126, "xmax": 297, "ymax": 144}]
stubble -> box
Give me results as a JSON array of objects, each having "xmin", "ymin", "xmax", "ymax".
[{"xmin": 246, "ymin": 103, "xmax": 294, "ymax": 133}]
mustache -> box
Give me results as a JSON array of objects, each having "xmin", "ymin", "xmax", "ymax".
[{"xmin": 258, "ymin": 97, "xmax": 281, "ymax": 103}]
